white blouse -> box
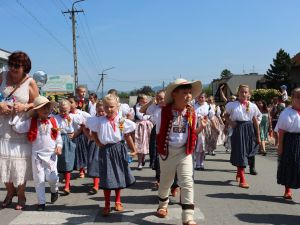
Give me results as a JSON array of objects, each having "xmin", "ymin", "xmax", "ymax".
[
  {"xmin": 225, "ymin": 101, "xmax": 262, "ymax": 122},
  {"xmin": 275, "ymin": 107, "xmax": 300, "ymax": 133},
  {"xmin": 88, "ymin": 115, "xmax": 136, "ymax": 145},
  {"xmin": 54, "ymin": 114, "xmax": 77, "ymax": 134},
  {"xmin": 71, "ymin": 109, "xmax": 91, "ymax": 132},
  {"xmin": 146, "ymin": 103, "xmax": 161, "ymax": 124},
  {"xmin": 195, "ymin": 102, "xmax": 210, "ymax": 119}
]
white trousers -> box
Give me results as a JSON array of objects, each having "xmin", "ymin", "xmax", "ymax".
[
  {"xmin": 32, "ymin": 155, "xmax": 58, "ymax": 204},
  {"xmin": 158, "ymin": 146, "xmax": 194, "ymax": 223}
]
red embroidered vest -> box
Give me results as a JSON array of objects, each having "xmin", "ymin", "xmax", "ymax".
[
  {"xmin": 156, "ymin": 104, "xmax": 197, "ymax": 157},
  {"xmin": 27, "ymin": 117, "xmax": 58, "ymax": 142}
]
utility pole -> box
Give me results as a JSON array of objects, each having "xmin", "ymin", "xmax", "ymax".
[
  {"xmin": 96, "ymin": 67, "xmax": 115, "ymax": 99},
  {"xmin": 63, "ymin": 0, "xmax": 85, "ymax": 91},
  {"xmin": 162, "ymin": 81, "xmax": 165, "ymax": 89}
]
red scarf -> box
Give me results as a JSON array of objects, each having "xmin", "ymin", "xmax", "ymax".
[
  {"xmin": 240, "ymin": 100, "xmax": 248, "ymax": 107},
  {"xmin": 28, "ymin": 117, "xmax": 58, "ymax": 142},
  {"xmin": 107, "ymin": 113, "xmax": 118, "ymax": 132},
  {"xmin": 156, "ymin": 104, "xmax": 197, "ymax": 157}
]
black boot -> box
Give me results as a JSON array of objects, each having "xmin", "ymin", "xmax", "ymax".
[
  {"xmin": 51, "ymin": 191, "xmax": 59, "ymax": 203},
  {"xmin": 248, "ymin": 156, "xmax": 258, "ymax": 175},
  {"xmin": 37, "ymin": 204, "xmax": 45, "ymax": 211}
]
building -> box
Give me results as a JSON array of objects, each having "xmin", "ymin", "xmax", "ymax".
[
  {"xmin": 0, "ymin": 48, "xmax": 11, "ymax": 73},
  {"xmin": 212, "ymin": 73, "xmax": 264, "ymax": 102}
]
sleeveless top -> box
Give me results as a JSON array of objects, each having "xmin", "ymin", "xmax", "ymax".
[{"xmin": 0, "ymin": 71, "xmax": 32, "ymax": 140}]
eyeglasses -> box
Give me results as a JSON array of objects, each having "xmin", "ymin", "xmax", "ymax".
[{"xmin": 8, "ymin": 63, "xmax": 22, "ymax": 69}]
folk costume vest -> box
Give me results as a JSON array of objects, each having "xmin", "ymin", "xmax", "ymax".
[
  {"xmin": 28, "ymin": 117, "xmax": 58, "ymax": 142},
  {"xmin": 156, "ymin": 104, "xmax": 197, "ymax": 159}
]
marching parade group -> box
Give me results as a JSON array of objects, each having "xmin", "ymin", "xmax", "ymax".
[{"xmin": 0, "ymin": 51, "xmax": 299, "ymax": 225}]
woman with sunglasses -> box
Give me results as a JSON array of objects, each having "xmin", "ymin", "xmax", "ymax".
[{"xmin": 0, "ymin": 51, "xmax": 39, "ymax": 210}]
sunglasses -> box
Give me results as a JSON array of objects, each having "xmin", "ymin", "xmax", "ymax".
[{"xmin": 9, "ymin": 63, "xmax": 22, "ymax": 69}]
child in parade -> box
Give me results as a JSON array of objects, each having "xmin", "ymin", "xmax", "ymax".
[
  {"xmin": 225, "ymin": 85, "xmax": 261, "ymax": 188},
  {"xmin": 68, "ymin": 97, "xmax": 91, "ymax": 179},
  {"xmin": 88, "ymin": 93, "xmax": 97, "ymax": 116},
  {"xmin": 76, "ymin": 85, "xmax": 88, "ymax": 111},
  {"xmin": 140, "ymin": 90, "xmax": 166, "ymax": 187},
  {"xmin": 55, "ymin": 99, "xmax": 77, "ymax": 195},
  {"xmin": 85, "ymin": 101, "xmax": 106, "ymax": 194},
  {"xmin": 193, "ymin": 93, "xmax": 209, "ymax": 170},
  {"xmin": 154, "ymin": 78, "xmax": 206, "ymax": 225},
  {"xmin": 275, "ymin": 87, "xmax": 300, "ymax": 200},
  {"xmin": 10, "ymin": 96, "xmax": 62, "ymax": 211},
  {"xmin": 133, "ymin": 94, "xmax": 153, "ymax": 170},
  {"xmin": 89, "ymin": 94, "xmax": 135, "ymax": 216}
]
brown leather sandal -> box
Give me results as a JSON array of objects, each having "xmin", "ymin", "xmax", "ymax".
[
  {"xmin": 156, "ymin": 207, "xmax": 168, "ymax": 218},
  {"xmin": 15, "ymin": 197, "xmax": 26, "ymax": 210}
]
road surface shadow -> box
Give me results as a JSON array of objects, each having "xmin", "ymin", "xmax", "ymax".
[{"xmin": 235, "ymin": 213, "xmax": 300, "ymax": 225}]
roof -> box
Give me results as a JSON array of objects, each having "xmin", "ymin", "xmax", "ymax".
[
  {"xmin": 292, "ymin": 52, "xmax": 300, "ymax": 66},
  {"xmin": 0, "ymin": 48, "xmax": 11, "ymax": 61}
]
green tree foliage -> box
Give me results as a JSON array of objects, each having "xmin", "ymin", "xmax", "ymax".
[
  {"xmin": 220, "ymin": 69, "xmax": 232, "ymax": 79},
  {"xmin": 251, "ymin": 89, "xmax": 281, "ymax": 104},
  {"xmin": 264, "ymin": 49, "xmax": 294, "ymax": 88},
  {"xmin": 137, "ymin": 85, "xmax": 155, "ymax": 96}
]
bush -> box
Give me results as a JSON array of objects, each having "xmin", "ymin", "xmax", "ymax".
[{"xmin": 251, "ymin": 89, "xmax": 281, "ymax": 104}]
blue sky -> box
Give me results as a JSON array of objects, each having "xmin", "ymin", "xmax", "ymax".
[{"xmin": 1, "ymin": 0, "xmax": 300, "ymax": 92}]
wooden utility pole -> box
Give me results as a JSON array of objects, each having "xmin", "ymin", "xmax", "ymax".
[{"xmin": 63, "ymin": 0, "xmax": 85, "ymax": 90}]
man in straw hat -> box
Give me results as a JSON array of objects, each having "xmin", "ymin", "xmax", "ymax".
[
  {"xmin": 10, "ymin": 95, "xmax": 62, "ymax": 211},
  {"xmin": 153, "ymin": 78, "xmax": 207, "ymax": 225}
]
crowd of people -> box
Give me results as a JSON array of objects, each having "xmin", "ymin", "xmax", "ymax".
[{"xmin": 0, "ymin": 51, "xmax": 299, "ymax": 225}]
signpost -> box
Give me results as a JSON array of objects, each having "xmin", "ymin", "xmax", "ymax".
[{"xmin": 42, "ymin": 75, "xmax": 74, "ymax": 93}]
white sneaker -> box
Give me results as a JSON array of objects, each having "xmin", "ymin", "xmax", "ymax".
[{"xmin": 137, "ymin": 164, "xmax": 143, "ymax": 170}]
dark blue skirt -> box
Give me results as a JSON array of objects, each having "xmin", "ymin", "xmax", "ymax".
[
  {"xmin": 149, "ymin": 126, "xmax": 156, "ymax": 169},
  {"xmin": 57, "ymin": 134, "xmax": 77, "ymax": 172},
  {"xmin": 230, "ymin": 121, "xmax": 258, "ymax": 167},
  {"xmin": 99, "ymin": 141, "xmax": 135, "ymax": 190},
  {"xmin": 277, "ymin": 132, "xmax": 300, "ymax": 189},
  {"xmin": 73, "ymin": 133, "xmax": 88, "ymax": 170},
  {"xmin": 87, "ymin": 141, "xmax": 100, "ymax": 177}
]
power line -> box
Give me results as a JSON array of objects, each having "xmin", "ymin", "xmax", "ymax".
[{"xmin": 15, "ymin": 0, "xmax": 72, "ymax": 55}]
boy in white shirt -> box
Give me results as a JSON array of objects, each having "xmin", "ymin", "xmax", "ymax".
[{"xmin": 10, "ymin": 96, "xmax": 62, "ymax": 211}]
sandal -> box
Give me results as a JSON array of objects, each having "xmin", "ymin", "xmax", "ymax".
[
  {"xmin": 283, "ymin": 192, "xmax": 292, "ymax": 200},
  {"xmin": 89, "ymin": 187, "xmax": 98, "ymax": 195},
  {"xmin": 239, "ymin": 182, "xmax": 250, "ymax": 189},
  {"xmin": 15, "ymin": 197, "xmax": 26, "ymax": 210},
  {"xmin": 156, "ymin": 207, "xmax": 168, "ymax": 218},
  {"xmin": 183, "ymin": 220, "xmax": 198, "ymax": 225},
  {"xmin": 63, "ymin": 188, "xmax": 71, "ymax": 195},
  {"xmin": 115, "ymin": 202, "xmax": 124, "ymax": 211}
]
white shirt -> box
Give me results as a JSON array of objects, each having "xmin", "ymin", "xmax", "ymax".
[
  {"xmin": 88, "ymin": 101, "xmax": 97, "ymax": 116},
  {"xmin": 209, "ymin": 104, "xmax": 221, "ymax": 117},
  {"xmin": 10, "ymin": 116, "xmax": 63, "ymax": 155},
  {"xmin": 134, "ymin": 103, "xmax": 150, "ymax": 121},
  {"xmin": 87, "ymin": 115, "xmax": 136, "ymax": 145},
  {"xmin": 71, "ymin": 109, "xmax": 91, "ymax": 132},
  {"xmin": 282, "ymin": 90, "xmax": 288, "ymax": 101},
  {"xmin": 54, "ymin": 114, "xmax": 77, "ymax": 134},
  {"xmin": 153, "ymin": 108, "xmax": 188, "ymax": 148},
  {"xmin": 195, "ymin": 102, "xmax": 210, "ymax": 119},
  {"xmin": 119, "ymin": 103, "xmax": 131, "ymax": 118},
  {"xmin": 146, "ymin": 103, "xmax": 161, "ymax": 124},
  {"xmin": 275, "ymin": 107, "xmax": 300, "ymax": 133},
  {"xmin": 225, "ymin": 101, "xmax": 261, "ymax": 122}
]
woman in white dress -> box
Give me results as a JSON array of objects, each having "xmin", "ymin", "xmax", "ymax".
[{"xmin": 0, "ymin": 51, "xmax": 39, "ymax": 210}]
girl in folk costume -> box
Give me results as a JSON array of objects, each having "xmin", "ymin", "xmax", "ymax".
[
  {"xmin": 275, "ymin": 88, "xmax": 300, "ymax": 200},
  {"xmin": 140, "ymin": 90, "xmax": 166, "ymax": 187},
  {"xmin": 205, "ymin": 96, "xmax": 223, "ymax": 156},
  {"xmin": 10, "ymin": 96, "xmax": 62, "ymax": 211},
  {"xmin": 193, "ymin": 93, "xmax": 210, "ymax": 170},
  {"xmin": 154, "ymin": 78, "xmax": 206, "ymax": 225},
  {"xmin": 68, "ymin": 97, "xmax": 91, "ymax": 178},
  {"xmin": 75, "ymin": 85, "xmax": 88, "ymax": 112},
  {"xmin": 225, "ymin": 85, "xmax": 261, "ymax": 188},
  {"xmin": 133, "ymin": 94, "xmax": 153, "ymax": 170},
  {"xmin": 55, "ymin": 99, "xmax": 77, "ymax": 195},
  {"xmin": 90, "ymin": 94, "xmax": 135, "ymax": 216},
  {"xmin": 85, "ymin": 101, "xmax": 106, "ymax": 194}
]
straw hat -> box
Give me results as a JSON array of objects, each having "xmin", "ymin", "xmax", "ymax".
[
  {"xmin": 165, "ymin": 78, "xmax": 202, "ymax": 104},
  {"xmin": 27, "ymin": 95, "xmax": 54, "ymax": 117}
]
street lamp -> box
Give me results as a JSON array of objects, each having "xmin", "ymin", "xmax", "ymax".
[{"xmin": 97, "ymin": 67, "xmax": 115, "ymax": 99}]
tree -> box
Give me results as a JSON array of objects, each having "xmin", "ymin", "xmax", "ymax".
[
  {"xmin": 220, "ymin": 69, "xmax": 232, "ymax": 79},
  {"xmin": 137, "ymin": 85, "xmax": 155, "ymax": 96},
  {"xmin": 264, "ymin": 49, "xmax": 294, "ymax": 88}
]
